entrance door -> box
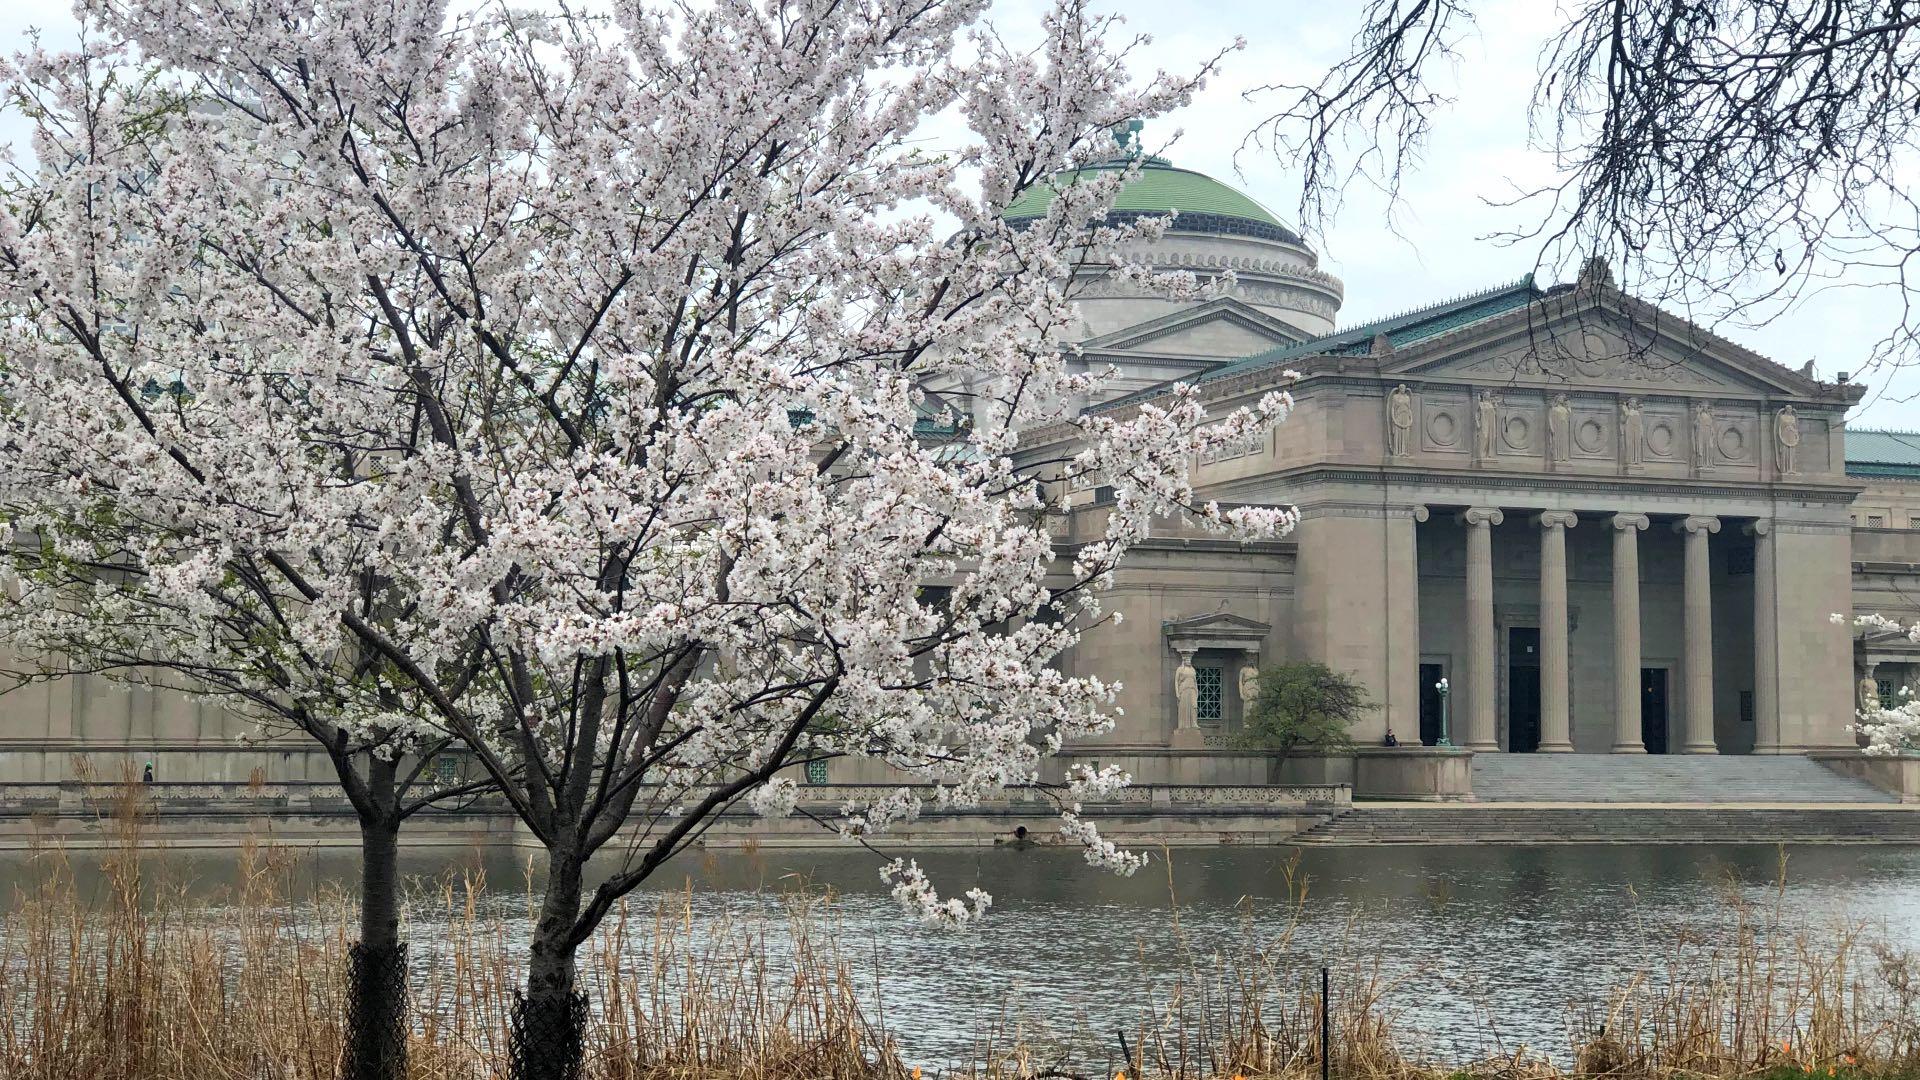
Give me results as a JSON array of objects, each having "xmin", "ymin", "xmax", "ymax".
[
  {"xmin": 1419, "ymin": 663, "xmax": 1444, "ymax": 745},
  {"xmin": 1641, "ymin": 668, "xmax": 1670, "ymax": 754},
  {"xmin": 1507, "ymin": 627, "xmax": 1541, "ymax": 753}
]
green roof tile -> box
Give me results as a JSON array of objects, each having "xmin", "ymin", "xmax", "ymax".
[{"xmin": 1847, "ymin": 429, "xmax": 1920, "ymax": 479}]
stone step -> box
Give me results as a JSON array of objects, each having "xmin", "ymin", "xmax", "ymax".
[
  {"xmin": 1467, "ymin": 753, "xmax": 1895, "ymax": 803},
  {"xmin": 1292, "ymin": 805, "xmax": 1920, "ymax": 845}
]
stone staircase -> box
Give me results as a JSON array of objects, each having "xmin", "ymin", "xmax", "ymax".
[
  {"xmin": 1470, "ymin": 753, "xmax": 1897, "ymax": 803},
  {"xmin": 1291, "ymin": 805, "xmax": 1920, "ymax": 845},
  {"xmin": 1290, "ymin": 754, "xmax": 1918, "ymax": 845}
]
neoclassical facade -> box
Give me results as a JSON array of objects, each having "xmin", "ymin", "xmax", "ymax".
[{"xmin": 1009, "ymin": 155, "xmax": 1920, "ymax": 772}]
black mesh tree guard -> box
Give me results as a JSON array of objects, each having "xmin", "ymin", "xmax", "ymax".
[
  {"xmin": 509, "ymin": 988, "xmax": 589, "ymax": 1080},
  {"xmin": 342, "ymin": 941, "xmax": 409, "ymax": 1080}
]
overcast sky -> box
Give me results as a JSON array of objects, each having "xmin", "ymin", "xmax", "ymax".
[{"xmin": 5, "ymin": 0, "xmax": 1917, "ymax": 429}]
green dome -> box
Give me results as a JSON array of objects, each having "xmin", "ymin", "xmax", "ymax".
[{"xmin": 1001, "ymin": 157, "xmax": 1301, "ymax": 245}]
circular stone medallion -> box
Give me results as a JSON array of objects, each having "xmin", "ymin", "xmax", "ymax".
[
  {"xmin": 1503, "ymin": 415, "xmax": 1532, "ymax": 451},
  {"xmin": 1426, "ymin": 411, "xmax": 1458, "ymax": 446},
  {"xmin": 1575, "ymin": 418, "xmax": 1605, "ymax": 454},
  {"xmin": 1647, "ymin": 422, "xmax": 1675, "ymax": 456},
  {"xmin": 1718, "ymin": 426, "xmax": 1746, "ymax": 458}
]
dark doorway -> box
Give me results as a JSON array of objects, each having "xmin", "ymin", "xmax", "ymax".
[
  {"xmin": 1507, "ymin": 627, "xmax": 1541, "ymax": 752},
  {"xmin": 1641, "ymin": 668, "xmax": 1670, "ymax": 754},
  {"xmin": 1419, "ymin": 663, "xmax": 1444, "ymax": 745}
]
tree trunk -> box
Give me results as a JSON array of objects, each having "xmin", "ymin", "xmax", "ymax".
[
  {"xmin": 511, "ymin": 841, "xmax": 589, "ymax": 1080},
  {"xmin": 342, "ymin": 808, "xmax": 407, "ymax": 1080}
]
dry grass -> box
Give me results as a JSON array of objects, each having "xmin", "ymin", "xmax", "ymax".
[{"xmin": 4, "ymin": 783, "xmax": 1920, "ymax": 1080}]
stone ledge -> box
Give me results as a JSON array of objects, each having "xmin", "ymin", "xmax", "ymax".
[{"xmin": 1808, "ymin": 751, "xmax": 1920, "ymax": 803}]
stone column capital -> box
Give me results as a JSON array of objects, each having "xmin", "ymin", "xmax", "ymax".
[
  {"xmin": 1676, "ymin": 515, "xmax": 1722, "ymax": 535},
  {"xmin": 1610, "ymin": 512, "xmax": 1650, "ymax": 531},
  {"xmin": 1460, "ymin": 506, "xmax": 1505, "ymax": 527},
  {"xmin": 1535, "ymin": 510, "xmax": 1579, "ymax": 530},
  {"xmin": 1744, "ymin": 518, "xmax": 1773, "ymax": 538},
  {"xmin": 1411, "ymin": 505, "xmax": 1431, "ymax": 523}
]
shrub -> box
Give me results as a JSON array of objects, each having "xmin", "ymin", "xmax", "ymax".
[{"xmin": 1233, "ymin": 661, "xmax": 1372, "ymax": 760}]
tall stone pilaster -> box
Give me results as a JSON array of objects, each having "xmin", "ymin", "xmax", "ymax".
[
  {"xmin": 1678, "ymin": 515, "xmax": 1722, "ymax": 754},
  {"xmin": 1610, "ymin": 513, "xmax": 1649, "ymax": 753},
  {"xmin": 1746, "ymin": 520, "xmax": 1782, "ymax": 752},
  {"xmin": 1535, "ymin": 511, "xmax": 1578, "ymax": 752},
  {"xmin": 1461, "ymin": 507, "xmax": 1504, "ymax": 751}
]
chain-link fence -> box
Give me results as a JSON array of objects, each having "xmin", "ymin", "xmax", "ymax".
[
  {"xmin": 342, "ymin": 941, "xmax": 409, "ymax": 1080},
  {"xmin": 509, "ymin": 988, "xmax": 589, "ymax": 1080}
]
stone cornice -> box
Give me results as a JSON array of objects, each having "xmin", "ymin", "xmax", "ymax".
[
  {"xmin": 1213, "ymin": 462, "xmax": 1864, "ymax": 506},
  {"xmin": 1854, "ymin": 559, "xmax": 1920, "ymax": 574}
]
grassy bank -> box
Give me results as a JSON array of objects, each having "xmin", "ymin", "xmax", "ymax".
[{"xmin": 4, "ymin": 794, "xmax": 1920, "ymax": 1079}]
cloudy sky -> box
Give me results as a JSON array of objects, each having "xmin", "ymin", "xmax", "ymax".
[{"xmin": 5, "ymin": 0, "xmax": 1917, "ymax": 429}]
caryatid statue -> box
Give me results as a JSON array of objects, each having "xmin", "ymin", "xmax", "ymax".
[
  {"xmin": 1174, "ymin": 654, "xmax": 1199, "ymax": 730},
  {"xmin": 1474, "ymin": 389, "xmax": 1499, "ymax": 462},
  {"xmin": 1691, "ymin": 400, "xmax": 1716, "ymax": 472},
  {"xmin": 1620, "ymin": 396, "xmax": 1644, "ymax": 467},
  {"xmin": 1386, "ymin": 384, "xmax": 1414, "ymax": 458},
  {"xmin": 1774, "ymin": 405, "xmax": 1801, "ymax": 476},
  {"xmin": 1238, "ymin": 663, "xmax": 1261, "ymax": 715},
  {"xmin": 1546, "ymin": 393, "xmax": 1572, "ymax": 468},
  {"xmin": 1860, "ymin": 672, "xmax": 1883, "ymax": 716}
]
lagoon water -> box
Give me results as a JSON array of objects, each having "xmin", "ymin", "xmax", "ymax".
[{"xmin": 7, "ymin": 841, "xmax": 1920, "ymax": 1067}]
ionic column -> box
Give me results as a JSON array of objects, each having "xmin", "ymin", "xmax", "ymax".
[
  {"xmin": 1610, "ymin": 514, "xmax": 1650, "ymax": 753},
  {"xmin": 1746, "ymin": 520, "xmax": 1781, "ymax": 752},
  {"xmin": 1677, "ymin": 515, "xmax": 1722, "ymax": 754},
  {"xmin": 1461, "ymin": 507, "xmax": 1504, "ymax": 751},
  {"xmin": 1536, "ymin": 512, "xmax": 1578, "ymax": 752}
]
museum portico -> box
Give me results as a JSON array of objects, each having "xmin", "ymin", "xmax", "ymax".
[{"xmin": 999, "ymin": 151, "xmax": 1907, "ymax": 778}]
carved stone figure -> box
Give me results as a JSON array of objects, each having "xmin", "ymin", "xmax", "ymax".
[
  {"xmin": 1691, "ymin": 400, "xmax": 1716, "ymax": 472},
  {"xmin": 1860, "ymin": 673, "xmax": 1882, "ymax": 716},
  {"xmin": 1775, "ymin": 405, "xmax": 1801, "ymax": 476},
  {"xmin": 1238, "ymin": 664, "xmax": 1261, "ymax": 713},
  {"xmin": 1546, "ymin": 393, "xmax": 1572, "ymax": 468},
  {"xmin": 1386, "ymin": 384, "xmax": 1414, "ymax": 458},
  {"xmin": 1620, "ymin": 396, "xmax": 1644, "ymax": 467},
  {"xmin": 1174, "ymin": 655, "xmax": 1199, "ymax": 729},
  {"xmin": 1474, "ymin": 390, "xmax": 1499, "ymax": 461}
]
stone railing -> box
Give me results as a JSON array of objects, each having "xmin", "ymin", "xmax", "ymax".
[
  {"xmin": 785, "ymin": 781, "xmax": 1348, "ymax": 810},
  {"xmin": 0, "ymin": 781, "xmax": 517, "ymax": 816},
  {"xmin": 0, "ymin": 778, "xmax": 1350, "ymax": 818}
]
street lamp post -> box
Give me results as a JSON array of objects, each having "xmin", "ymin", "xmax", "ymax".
[{"xmin": 1435, "ymin": 677, "xmax": 1452, "ymax": 747}]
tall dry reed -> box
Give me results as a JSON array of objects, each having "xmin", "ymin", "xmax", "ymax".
[
  {"xmin": 0, "ymin": 772, "xmax": 908, "ymax": 1080},
  {"xmin": 5, "ymin": 785, "xmax": 1920, "ymax": 1080}
]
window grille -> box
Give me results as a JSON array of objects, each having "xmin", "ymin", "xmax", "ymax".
[
  {"xmin": 805, "ymin": 759, "xmax": 829, "ymax": 785},
  {"xmin": 434, "ymin": 755, "xmax": 457, "ymax": 784},
  {"xmin": 1196, "ymin": 666, "xmax": 1223, "ymax": 723},
  {"xmin": 1880, "ymin": 679, "xmax": 1897, "ymax": 709}
]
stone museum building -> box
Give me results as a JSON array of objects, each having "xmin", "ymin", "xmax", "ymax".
[
  {"xmin": 1003, "ymin": 151, "xmax": 1920, "ymax": 775},
  {"xmin": 2, "ymin": 150, "xmax": 1918, "ymax": 799}
]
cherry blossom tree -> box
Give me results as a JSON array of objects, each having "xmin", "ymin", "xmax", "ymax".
[
  {"xmin": 0, "ymin": 1, "xmax": 1293, "ymax": 1077},
  {"xmin": 1837, "ymin": 614, "xmax": 1920, "ymax": 755}
]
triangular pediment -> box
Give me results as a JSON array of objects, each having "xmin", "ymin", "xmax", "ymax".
[
  {"xmin": 1083, "ymin": 297, "xmax": 1311, "ymax": 358},
  {"xmin": 1163, "ymin": 611, "xmax": 1272, "ymax": 636},
  {"xmin": 1380, "ymin": 291, "xmax": 1825, "ymax": 398}
]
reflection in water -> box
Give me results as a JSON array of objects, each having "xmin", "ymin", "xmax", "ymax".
[{"xmin": 8, "ymin": 842, "xmax": 1920, "ymax": 1066}]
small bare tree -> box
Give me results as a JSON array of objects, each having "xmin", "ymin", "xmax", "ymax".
[{"xmin": 1253, "ymin": 0, "xmax": 1920, "ymax": 383}]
